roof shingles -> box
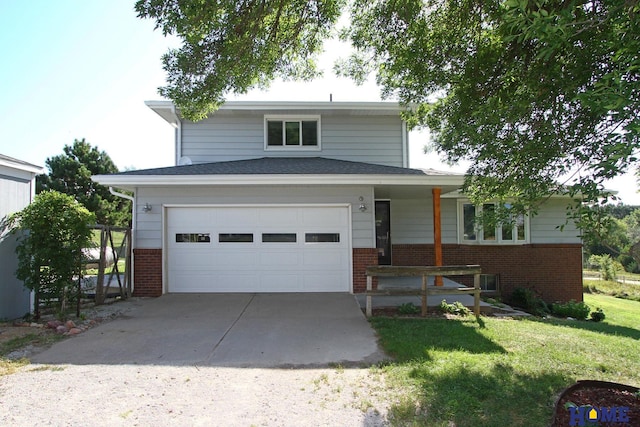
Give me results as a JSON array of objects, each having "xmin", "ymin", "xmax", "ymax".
[{"xmin": 115, "ymin": 157, "xmax": 428, "ymax": 176}]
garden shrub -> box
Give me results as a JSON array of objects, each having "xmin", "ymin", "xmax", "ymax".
[
  {"xmin": 588, "ymin": 254, "xmax": 617, "ymax": 281},
  {"xmin": 8, "ymin": 190, "xmax": 95, "ymax": 319},
  {"xmin": 438, "ymin": 300, "xmax": 470, "ymax": 316},
  {"xmin": 509, "ymin": 287, "xmax": 550, "ymax": 316},
  {"xmin": 551, "ymin": 300, "xmax": 591, "ymax": 320},
  {"xmin": 397, "ymin": 302, "xmax": 419, "ymax": 315},
  {"xmin": 618, "ymin": 254, "xmax": 640, "ymax": 274},
  {"xmin": 590, "ymin": 308, "xmax": 606, "ymax": 322}
]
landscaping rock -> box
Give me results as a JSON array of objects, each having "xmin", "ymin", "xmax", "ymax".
[
  {"xmin": 55, "ymin": 325, "xmax": 68, "ymax": 334},
  {"xmin": 68, "ymin": 328, "xmax": 82, "ymax": 335},
  {"xmin": 47, "ymin": 320, "xmax": 63, "ymax": 329},
  {"xmin": 65, "ymin": 320, "xmax": 76, "ymax": 329}
]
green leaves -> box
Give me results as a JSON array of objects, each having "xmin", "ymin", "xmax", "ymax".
[
  {"xmin": 342, "ymin": 0, "xmax": 640, "ymax": 215},
  {"xmin": 8, "ymin": 191, "xmax": 95, "ymax": 318},
  {"xmin": 136, "ymin": 0, "xmax": 345, "ymax": 120},
  {"xmin": 138, "ymin": 0, "xmax": 640, "ymax": 223},
  {"xmin": 37, "ymin": 139, "xmax": 130, "ymax": 226}
]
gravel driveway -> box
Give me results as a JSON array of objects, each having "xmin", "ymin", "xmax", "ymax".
[
  {"xmin": 0, "ymin": 297, "xmax": 399, "ymax": 426},
  {"xmin": 1, "ymin": 364, "xmax": 395, "ymax": 426}
]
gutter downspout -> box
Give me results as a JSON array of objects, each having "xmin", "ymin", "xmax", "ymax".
[{"xmin": 109, "ymin": 187, "xmax": 136, "ymax": 293}]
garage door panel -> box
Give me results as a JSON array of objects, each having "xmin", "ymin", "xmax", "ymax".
[
  {"xmin": 215, "ymin": 273, "xmax": 260, "ymax": 292},
  {"xmin": 302, "ymin": 251, "xmax": 346, "ymax": 267},
  {"xmin": 216, "ymin": 250, "xmax": 259, "ymax": 267},
  {"xmin": 259, "ymin": 208, "xmax": 300, "ymax": 226},
  {"xmin": 260, "ymin": 274, "xmax": 301, "ymax": 292},
  {"xmin": 216, "ymin": 208, "xmax": 258, "ymax": 225},
  {"xmin": 167, "ymin": 206, "xmax": 351, "ymax": 293},
  {"xmin": 171, "ymin": 250, "xmax": 214, "ymax": 267},
  {"xmin": 168, "ymin": 208, "xmax": 213, "ymax": 227},
  {"xmin": 258, "ymin": 251, "xmax": 301, "ymax": 266}
]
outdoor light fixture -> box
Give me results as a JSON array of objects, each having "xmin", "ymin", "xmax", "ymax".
[
  {"xmin": 358, "ymin": 196, "xmax": 367, "ymax": 212},
  {"xmin": 142, "ymin": 203, "xmax": 152, "ymax": 213}
]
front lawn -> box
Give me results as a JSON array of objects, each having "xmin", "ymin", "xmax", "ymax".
[
  {"xmin": 370, "ymin": 294, "xmax": 640, "ymax": 426},
  {"xmin": 584, "ymin": 278, "xmax": 640, "ymax": 302}
]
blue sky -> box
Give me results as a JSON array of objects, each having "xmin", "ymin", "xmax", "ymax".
[{"xmin": 1, "ymin": 1, "xmax": 638, "ymax": 203}]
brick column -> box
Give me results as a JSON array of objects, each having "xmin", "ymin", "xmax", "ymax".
[
  {"xmin": 133, "ymin": 248, "xmax": 163, "ymax": 297},
  {"xmin": 353, "ymin": 248, "xmax": 378, "ymax": 293}
]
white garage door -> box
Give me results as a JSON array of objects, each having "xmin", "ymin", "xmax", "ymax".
[{"xmin": 166, "ymin": 206, "xmax": 351, "ymax": 292}]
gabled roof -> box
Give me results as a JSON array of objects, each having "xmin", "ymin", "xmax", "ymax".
[{"xmin": 111, "ymin": 157, "xmax": 426, "ymax": 176}]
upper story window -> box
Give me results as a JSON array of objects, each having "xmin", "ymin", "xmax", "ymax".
[
  {"xmin": 264, "ymin": 115, "xmax": 321, "ymax": 150},
  {"xmin": 459, "ymin": 201, "xmax": 529, "ymax": 244}
]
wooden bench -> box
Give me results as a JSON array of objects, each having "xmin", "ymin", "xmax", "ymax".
[{"xmin": 365, "ymin": 265, "xmax": 482, "ymax": 317}]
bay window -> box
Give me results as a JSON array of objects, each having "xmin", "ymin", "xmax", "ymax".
[{"xmin": 459, "ymin": 201, "xmax": 528, "ymax": 244}]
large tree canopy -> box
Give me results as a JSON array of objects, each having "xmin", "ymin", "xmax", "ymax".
[
  {"xmin": 342, "ymin": 0, "xmax": 640, "ymax": 213},
  {"xmin": 37, "ymin": 139, "xmax": 130, "ymax": 226},
  {"xmin": 138, "ymin": 0, "xmax": 640, "ymax": 215},
  {"xmin": 135, "ymin": 0, "xmax": 344, "ymax": 121}
]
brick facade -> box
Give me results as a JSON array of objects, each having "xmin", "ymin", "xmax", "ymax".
[
  {"xmin": 392, "ymin": 243, "xmax": 583, "ymax": 303},
  {"xmin": 353, "ymin": 248, "xmax": 378, "ymax": 293},
  {"xmin": 133, "ymin": 248, "xmax": 163, "ymax": 297},
  {"xmin": 131, "ymin": 244, "xmax": 581, "ymax": 302}
]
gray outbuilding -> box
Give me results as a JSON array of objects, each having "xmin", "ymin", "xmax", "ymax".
[{"xmin": 0, "ymin": 154, "xmax": 43, "ymax": 320}]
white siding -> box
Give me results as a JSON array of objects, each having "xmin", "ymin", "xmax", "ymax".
[
  {"xmin": 135, "ymin": 185, "xmax": 374, "ymax": 249},
  {"xmin": 180, "ymin": 111, "xmax": 404, "ymax": 167},
  {"xmin": 530, "ymin": 198, "xmax": 581, "ymax": 244}
]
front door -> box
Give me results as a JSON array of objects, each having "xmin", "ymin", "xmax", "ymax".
[{"xmin": 375, "ymin": 201, "xmax": 391, "ymax": 265}]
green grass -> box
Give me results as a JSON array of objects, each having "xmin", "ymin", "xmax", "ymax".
[
  {"xmin": 584, "ymin": 293, "xmax": 640, "ymax": 329},
  {"xmin": 84, "ymin": 259, "xmax": 127, "ymax": 276},
  {"xmin": 370, "ymin": 295, "xmax": 640, "ymax": 427},
  {"xmin": 85, "ymin": 229, "xmax": 128, "ymax": 275},
  {"xmin": 89, "ymin": 229, "xmax": 126, "ymax": 248},
  {"xmin": 584, "ymin": 279, "xmax": 640, "ymax": 302}
]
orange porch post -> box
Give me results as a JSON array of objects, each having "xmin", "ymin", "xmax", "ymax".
[{"xmin": 432, "ymin": 187, "xmax": 443, "ymax": 286}]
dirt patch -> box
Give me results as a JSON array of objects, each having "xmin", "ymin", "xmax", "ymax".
[{"xmin": 0, "ymin": 324, "xmax": 49, "ymax": 345}]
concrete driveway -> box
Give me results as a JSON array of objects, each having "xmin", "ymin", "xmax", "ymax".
[{"xmin": 31, "ymin": 293, "xmax": 386, "ymax": 367}]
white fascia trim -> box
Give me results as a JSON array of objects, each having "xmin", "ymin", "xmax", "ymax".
[
  {"xmin": 93, "ymin": 174, "xmax": 465, "ymax": 188},
  {"xmin": 145, "ymin": 101, "xmax": 180, "ymax": 128},
  {"xmin": 0, "ymin": 157, "xmax": 44, "ymax": 175},
  {"xmin": 145, "ymin": 100, "xmax": 404, "ymax": 124},
  {"xmin": 219, "ymin": 101, "xmax": 403, "ymax": 111}
]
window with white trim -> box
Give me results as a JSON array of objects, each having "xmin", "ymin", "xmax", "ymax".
[
  {"xmin": 459, "ymin": 201, "xmax": 528, "ymax": 244},
  {"xmin": 264, "ymin": 115, "xmax": 320, "ymax": 150}
]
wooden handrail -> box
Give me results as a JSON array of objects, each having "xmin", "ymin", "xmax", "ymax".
[
  {"xmin": 365, "ymin": 265, "xmax": 482, "ymax": 317},
  {"xmin": 366, "ymin": 265, "xmax": 481, "ymax": 277}
]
